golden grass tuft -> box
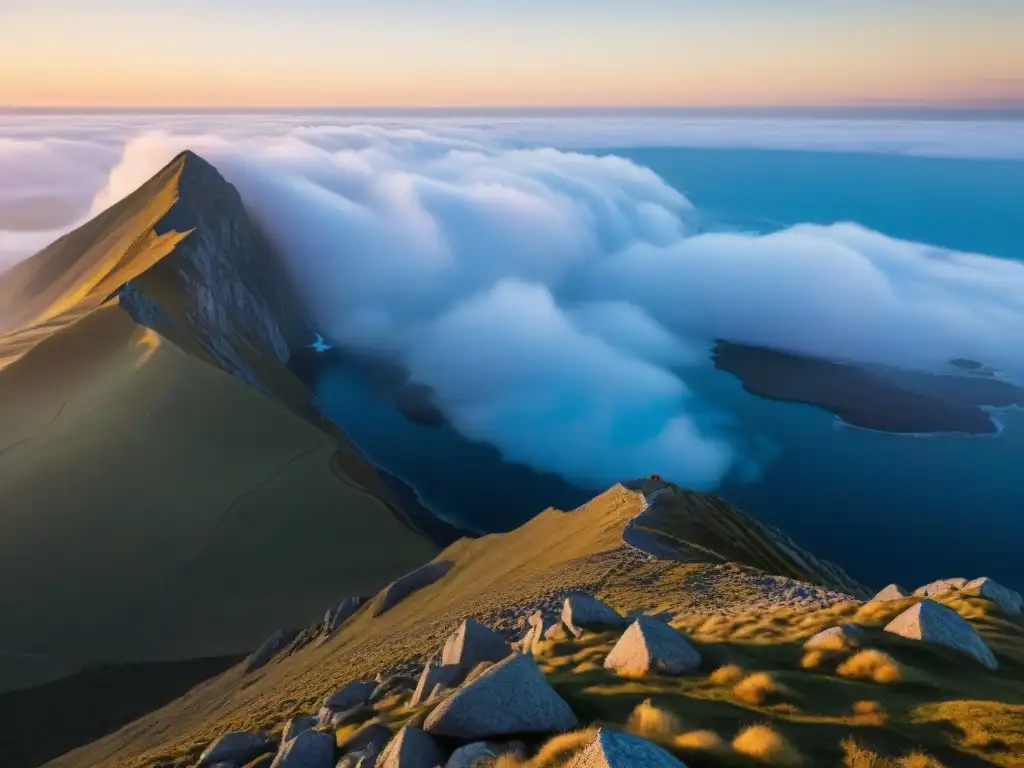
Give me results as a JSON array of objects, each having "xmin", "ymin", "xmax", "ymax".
[
  {"xmin": 732, "ymin": 724, "xmax": 803, "ymax": 767},
  {"xmin": 898, "ymin": 751, "xmax": 946, "ymax": 768},
  {"xmin": 837, "ymin": 650, "xmax": 902, "ymax": 684},
  {"xmin": 709, "ymin": 664, "xmax": 747, "ymax": 686},
  {"xmin": 572, "ymin": 660, "xmax": 601, "ymax": 673},
  {"xmin": 841, "ymin": 738, "xmax": 891, "ymax": 768},
  {"xmin": 672, "ymin": 729, "xmax": 732, "ymax": 757},
  {"xmin": 532, "ymin": 729, "xmax": 598, "ymax": 767},
  {"xmin": 733, "ymin": 671, "xmax": 789, "ymax": 706},
  {"xmin": 626, "ymin": 699, "xmax": 680, "ymax": 739},
  {"xmin": 800, "ymin": 650, "xmax": 827, "ymax": 670},
  {"xmin": 852, "ymin": 700, "xmax": 888, "ymax": 726}
]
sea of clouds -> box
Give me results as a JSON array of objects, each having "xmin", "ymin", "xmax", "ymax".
[{"xmin": 3, "ymin": 112, "xmax": 1024, "ymax": 489}]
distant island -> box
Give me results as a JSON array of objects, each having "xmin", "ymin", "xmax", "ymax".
[{"xmin": 712, "ymin": 340, "xmax": 1024, "ymax": 435}]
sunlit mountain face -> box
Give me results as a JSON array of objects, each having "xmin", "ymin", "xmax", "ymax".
[{"xmin": 4, "ymin": 109, "xmax": 1024, "ymax": 589}]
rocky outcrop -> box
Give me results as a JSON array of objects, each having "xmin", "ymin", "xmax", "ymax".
[
  {"xmin": 562, "ymin": 593, "xmax": 626, "ymax": 635},
  {"xmin": 884, "ymin": 599, "xmax": 998, "ymax": 670},
  {"xmin": 197, "ymin": 731, "xmax": 274, "ymax": 767},
  {"xmin": 320, "ymin": 597, "xmax": 368, "ymax": 644},
  {"xmin": 565, "ymin": 729, "xmax": 687, "ymax": 767},
  {"xmin": 318, "ymin": 680, "xmax": 376, "ymax": 725},
  {"xmin": 375, "ymin": 561, "xmax": 454, "ymax": 616},
  {"xmin": 604, "ymin": 617, "xmax": 701, "ymax": 676},
  {"xmin": 377, "ymin": 726, "xmax": 445, "ymax": 768},
  {"xmin": 964, "ymin": 577, "xmax": 1023, "ymax": 615},
  {"xmin": 424, "ymin": 653, "xmax": 577, "ymax": 739},
  {"xmin": 282, "ymin": 716, "xmax": 317, "ymax": 743},
  {"xmin": 872, "ymin": 584, "xmax": 910, "ymax": 602},
  {"xmin": 803, "ymin": 624, "xmax": 865, "ymax": 651},
  {"xmin": 441, "ymin": 619, "xmax": 511, "ymax": 677},
  {"xmin": 245, "ymin": 628, "xmax": 300, "ymax": 673},
  {"xmin": 914, "ymin": 578, "xmax": 968, "ymax": 598},
  {"xmin": 270, "ymin": 729, "xmax": 334, "ymax": 768},
  {"xmin": 411, "ymin": 663, "xmax": 461, "ymax": 707}
]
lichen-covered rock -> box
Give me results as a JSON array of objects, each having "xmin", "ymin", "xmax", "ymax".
[
  {"xmin": 445, "ymin": 742, "xmax": 502, "ymax": 768},
  {"xmin": 270, "ymin": 729, "xmax": 334, "ymax": 768},
  {"xmin": 411, "ymin": 662, "xmax": 461, "ymax": 707},
  {"xmin": 914, "ymin": 578, "xmax": 968, "ymax": 598},
  {"xmin": 377, "ymin": 725, "xmax": 445, "ymax": 768},
  {"xmin": 441, "ymin": 619, "xmax": 511, "ymax": 676},
  {"xmin": 562, "ymin": 593, "xmax": 626, "ymax": 636},
  {"xmin": 803, "ymin": 624, "xmax": 865, "ymax": 651},
  {"xmin": 604, "ymin": 618, "xmax": 701, "ymax": 676},
  {"xmin": 565, "ymin": 729, "xmax": 688, "ymax": 767},
  {"xmin": 424, "ymin": 653, "xmax": 577, "ymax": 739},
  {"xmin": 964, "ymin": 577, "xmax": 1023, "ymax": 616},
  {"xmin": 374, "ymin": 561, "xmax": 454, "ymax": 616},
  {"xmin": 198, "ymin": 731, "xmax": 274, "ymax": 767},
  {"xmin": 871, "ymin": 584, "xmax": 910, "ymax": 602},
  {"xmin": 884, "ymin": 599, "xmax": 998, "ymax": 670},
  {"xmin": 245, "ymin": 628, "xmax": 299, "ymax": 673},
  {"xmin": 282, "ymin": 716, "xmax": 317, "ymax": 743}
]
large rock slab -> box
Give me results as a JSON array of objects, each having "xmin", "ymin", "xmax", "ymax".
[
  {"xmin": 884, "ymin": 599, "xmax": 998, "ymax": 670},
  {"xmin": 871, "ymin": 584, "xmax": 910, "ymax": 602},
  {"xmin": 270, "ymin": 729, "xmax": 334, "ymax": 768},
  {"xmin": 411, "ymin": 662, "xmax": 461, "ymax": 707},
  {"xmin": 377, "ymin": 725, "xmax": 445, "ymax": 768},
  {"xmin": 424, "ymin": 653, "xmax": 577, "ymax": 739},
  {"xmin": 562, "ymin": 593, "xmax": 626, "ymax": 636},
  {"xmin": 441, "ymin": 619, "xmax": 511, "ymax": 676},
  {"xmin": 604, "ymin": 618, "xmax": 701, "ymax": 676},
  {"xmin": 317, "ymin": 680, "xmax": 376, "ymax": 725},
  {"xmin": 245, "ymin": 628, "xmax": 300, "ymax": 673},
  {"xmin": 198, "ymin": 731, "xmax": 274, "ymax": 767},
  {"xmin": 914, "ymin": 578, "xmax": 968, "ymax": 598},
  {"xmin": 964, "ymin": 577, "xmax": 1024, "ymax": 616},
  {"xmin": 565, "ymin": 729, "xmax": 688, "ymax": 767},
  {"xmin": 374, "ymin": 561, "xmax": 454, "ymax": 616}
]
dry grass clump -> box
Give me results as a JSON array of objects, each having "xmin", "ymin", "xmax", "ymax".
[
  {"xmin": 800, "ymin": 649, "xmax": 828, "ymax": 670},
  {"xmin": 709, "ymin": 664, "xmax": 746, "ymax": 686},
  {"xmin": 733, "ymin": 671, "xmax": 790, "ymax": 706},
  {"xmin": 852, "ymin": 700, "xmax": 888, "ymax": 726},
  {"xmin": 572, "ymin": 660, "xmax": 601, "ymax": 673},
  {"xmin": 626, "ymin": 699, "xmax": 680, "ymax": 740},
  {"xmin": 839, "ymin": 739, "xmax": 947, "ymax": 768},
  {"xmin": 672, "ymin": 729, "xmax": 732, "ymax": 757},
  {"xmin": 732, "ymin": 724, "xmax": 803, "ymax": 766},
  {"xmin": 530, "ymin": 729, "xmax": 598, "ymax": 767},
  {"xmin": 837, "ymin": 650, "xmax": 902, "ymax": 684}
]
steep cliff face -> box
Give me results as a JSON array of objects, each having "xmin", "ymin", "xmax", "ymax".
[{"xmin": 116, "ymin": 151, "xmax": 301, "ymax": 401}]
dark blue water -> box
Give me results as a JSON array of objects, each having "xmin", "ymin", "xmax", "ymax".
[{"xmin": 315, "ymin": 146, "xmax": 1024, "ymax": 591}]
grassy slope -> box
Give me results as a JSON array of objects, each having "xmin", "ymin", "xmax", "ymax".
[{"xmin": 0, "ymin": 303, "xmax": 438, "ymax": 695}]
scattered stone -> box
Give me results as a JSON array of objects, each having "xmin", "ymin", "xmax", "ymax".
[
  {"xmin": 270, "ymin": 729, "xmax": 334, "ymax": 768},
  {"xmin": 375, "ymin": 561, "xmax": 454, "ymax": 616},
  {"xmin": 377, "ymin": 725, "xmax": 445, "ymax": 768},
  {"xmin": 337, "ymin": 722, "xmax": 392, "ymax": 757},
  {"xmin": 604, "ymin": 617, "xmax": 701, "ymax": 676},
  {"xmin": 562, "ymin": 593, "xmax": 626, "ymax": 636},
  {"xmin": 282, "ymin": 716, "xmax": 317, "ymax": 743},
  {"xmin": 803, "ymin": 624, "xmax": 865, "ymax": 651},
  {"xmin": 323, "ymin": 680, "xmax": 377, "ymax": 711},
  {"xmin": 411, "ymin": 662, "xmax": 461, "ymax": 706},
  {"xmin": 914, "ymin": 578, "xmax": 968, "ymax": 598},
  {"xmin": 320, "ymin": 596, "xmax": 368, "ymax": 643},
  {"xmin": 424, "ymin": 653, "xmax": 577, "ymax": 739},
  {"xmin": 245, "ymin": 628, "xmax": 300, "ymax": 673},
  {"xmin": 964, "ymin": 577, "xmax": 1024, "ymax": 616},
  {"xmin": 446, "ymin": 741, "xmax": 502, "ymax": 767},
  {"xmin": 441, "ymin": 619, "xmax": 511, "ymax": 676},
  {"xmin": 371, "ymin": 674, "xmax": 416, "ymax": 703},
  {"xmin": 565, "ymin": 728, "xmax": 688, "ymax": 767},
  {"xmin": 198, "ymin": 731, "xmax": 274, "ymax": 767},
  {"xmin": 884, "ymin": 598, "xmax": 998, "ymax": 670},
  {"xmin": 871, "ymin": 584, "xmax": 910, "ymax": 602}
]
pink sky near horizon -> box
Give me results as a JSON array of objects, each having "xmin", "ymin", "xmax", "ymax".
[{"xmin": 2, "ymin": 2, "xmax": 1023, "ymax": 108}]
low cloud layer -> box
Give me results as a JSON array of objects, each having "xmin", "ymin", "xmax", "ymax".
[{"xmin": 5, "ymin": 118, "xmax": 1024, "ymax": 490}]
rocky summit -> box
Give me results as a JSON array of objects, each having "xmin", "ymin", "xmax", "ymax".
[{"xmin": 30, "ymin": 477, "xmax": 1024, "ymax": 768}]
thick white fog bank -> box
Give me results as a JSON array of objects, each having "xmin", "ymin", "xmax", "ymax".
[
  {"xmin": 82, "ymin": 127, "xmax": 1024, "ymax": 489},
  {"xmin": 4, "ymin": 117, "xmax": 1024, "ymax": 489}
]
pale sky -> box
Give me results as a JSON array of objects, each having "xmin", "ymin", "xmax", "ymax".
[{"xmin": 1, "ymin": 0, "xmax": 1023, "ymax": 108}]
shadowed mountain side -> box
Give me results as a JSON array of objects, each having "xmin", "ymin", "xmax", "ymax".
[
  {"xmin": 0, "ymin": 302, "xmax": 438, "ymax": 693},
  {"xmin": 44, "ymin": 482, "xmax": 869, "ymax": 768}
]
